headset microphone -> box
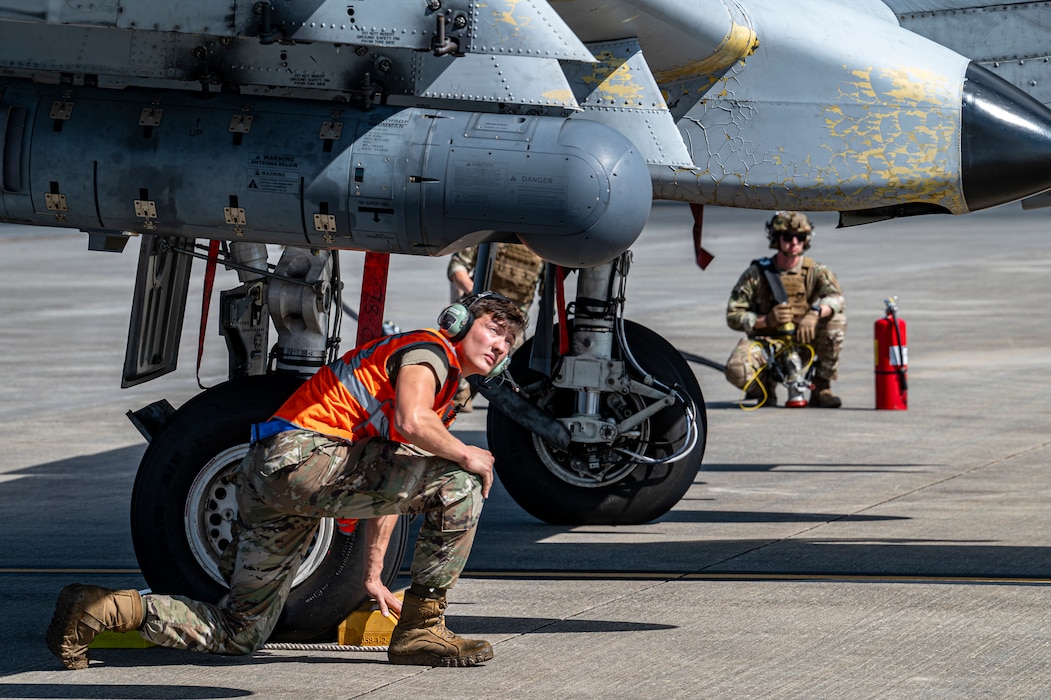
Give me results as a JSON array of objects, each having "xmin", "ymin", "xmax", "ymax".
[{"xmin": 487, "ymin": 354, "xmax": 511, "ymax": 377}]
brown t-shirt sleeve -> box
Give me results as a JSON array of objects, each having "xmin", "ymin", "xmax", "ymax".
[{"xmin": 389, "ymin": 345, "xmax": 450, "ymax": 393}]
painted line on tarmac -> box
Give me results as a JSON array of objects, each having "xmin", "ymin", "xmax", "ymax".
[
  {"xmin": 6, "ymin": 568, "xmax": 1049, "ymax": 585},
  {"xmin": 459, "ymin": 571, "xmax": 1051, "ymax": 585}
]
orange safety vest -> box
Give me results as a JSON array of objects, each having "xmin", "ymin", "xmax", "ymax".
[{"xmin": 272, "ymin": 329, "xmax": 462, "ymax": 443}]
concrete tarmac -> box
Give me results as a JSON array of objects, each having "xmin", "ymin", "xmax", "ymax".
[{"xmin": 1, "ymin": 203, "xmax": 1049, "ymax": 698}]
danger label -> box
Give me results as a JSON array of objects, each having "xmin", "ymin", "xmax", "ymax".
[{"xmin": 509, "ymin": 172, "xmax": 567, "ymax": 210}]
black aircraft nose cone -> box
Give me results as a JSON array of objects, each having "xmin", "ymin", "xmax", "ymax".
[{"xmin": 962, "ymin": 62, "xmax": 1051, "ymax": 212}]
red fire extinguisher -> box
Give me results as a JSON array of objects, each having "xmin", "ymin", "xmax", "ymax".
[{"xmin": 874, "ymin": 297, "xmax": 907, "ymax": 410}]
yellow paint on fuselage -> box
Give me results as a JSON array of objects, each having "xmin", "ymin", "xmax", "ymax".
[
  {"xmin": 652, "ymin": 22, "xmax": 759, "ymax": 85},
  {"xmin": 665, "ymin": 60, "xmax": 966, "ymax": 213},
  {"xmin": 479, "ymin": 0, "xmax": 531, "ymax": 32},
  {"xmin": 542, "ymin": 88, "xmax": 577, "ymax": 103},
  {"xmin": 821, "ymin": 64, "xmax": 963, "ymax": 210},
  {"xmin": 580, "ymin": 51, "xmax": 649, "ymax": 104}
]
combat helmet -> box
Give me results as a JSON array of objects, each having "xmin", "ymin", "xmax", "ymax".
[{"xmin": 766, "ymin": 211, "xmax": 814, "ymax": 250}]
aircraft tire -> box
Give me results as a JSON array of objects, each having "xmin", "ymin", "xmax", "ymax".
[
  {"xmin": 489, "ymin": 320, "xmax": 707, "ymax": 525},
  {"xmin": 130, "ymin": 374, "xmax": 409, "ymax": 643}
]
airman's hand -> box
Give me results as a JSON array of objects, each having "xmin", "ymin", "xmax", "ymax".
[
  {"xmin": 797, "ymin": 310, "xmax": 819, "ymax": 344},
  {"xmin": 766, "ymin": 303, "xmax": 793, "ymax": 328},
  {"xmin": 460, "ymin": 445, "xmax": 495, "ymax": 499},
  {"xmin": 364, "ymin": 577, "xmax": 403, "ymax": 619}
]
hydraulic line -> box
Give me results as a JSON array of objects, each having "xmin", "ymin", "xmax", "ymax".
[
  {"xmin": 739, "ymin": 338, "xmax": 816, "ymax": 411},
  {"xmin": 608, "ymin": 254, "xmax": 700, "ymax": 464}
]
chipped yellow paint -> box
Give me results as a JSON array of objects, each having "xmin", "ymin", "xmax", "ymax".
[
  {"xmin": 541, "ymin": 88, "xmax": 576, "ymax": 104},
  {"xmin": 655, "ymin": 59, "xmax": 968, "ymax": 214},
  {"xmin": 579, "ymin": 50, "xmax": 651, "ymax": 104},
  {"xmin": 479, "ymin": 0, "xmax": 531, "ymax": 32},
  {"xmin": 818, "ymin": 63, "xmax": 964, "ymax": 212},
  {"xmin": 653, "ymin": 22, "xmax": 758, "ymax": 85}
]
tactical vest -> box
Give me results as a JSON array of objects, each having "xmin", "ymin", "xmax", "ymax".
[
  {"xmin": 491, "ymin": 243, "xmax": 544, "ymax": 311},
  {"xmin": 780, "ymin": 256, "xmax": 815, "ymax": 319},
  {"xmin": 273, "ymin": 329, "xmax": 461, "ymax": 443},
  {"xmin": 752, "ymin": 256, "xmax": 816, "ymax": 322}
]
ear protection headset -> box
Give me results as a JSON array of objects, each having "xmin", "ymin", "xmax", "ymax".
[{"xmin": 437, "ymin": 291, "xmax": 513, "ymax": 377}]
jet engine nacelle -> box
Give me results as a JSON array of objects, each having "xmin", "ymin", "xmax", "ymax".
[{"xmin": 0, "ymin": 81, "xmax": 650, "ymax": 267}]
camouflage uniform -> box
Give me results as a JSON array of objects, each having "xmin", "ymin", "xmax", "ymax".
[
  {"xmin": 140, "ymin": 431, "xmax": 482, "ymax": 654},
  {"xmin": 724, "ymin": 256, "xmax": 847, "ymax": 389}
]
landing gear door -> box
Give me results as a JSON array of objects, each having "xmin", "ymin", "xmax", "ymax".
[{"xmin": 122, "ymin": 235, "xmax": 194, "ymax": 387}]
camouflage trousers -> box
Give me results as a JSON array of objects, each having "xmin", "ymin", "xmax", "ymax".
[
  {"xmin": 138, "ymin": 430, "xmax": 483, "ymax": 655},
  {"xmin": 724, "ymin": 313, "xmax": 847, "ymax": 389}
]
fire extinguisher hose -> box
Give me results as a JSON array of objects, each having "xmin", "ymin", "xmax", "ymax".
[{"xmin": 889, "ymin": 307, "xmax": 908, "ymax": 392}]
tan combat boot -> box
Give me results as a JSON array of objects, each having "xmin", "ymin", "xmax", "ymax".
[
  {"xmin": 810, "ymin": 379, "xmax": 842, "ymax": 408},
  {"xmin": 387, "ymin": 592, "xmax": 493, "ymax": 667},
  {"xmin": 46, "ymin": 584, "xmax": 145, "ymax": 670}
]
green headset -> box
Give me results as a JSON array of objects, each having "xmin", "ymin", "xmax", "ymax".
[{"xmin": 437, "ymin": 291, "xmax": 513, "ymax": 377}]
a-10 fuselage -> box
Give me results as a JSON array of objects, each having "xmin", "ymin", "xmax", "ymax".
[{"xmin": 0, "ymin": 0, "xmax": 1049, "ymax": 259}]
